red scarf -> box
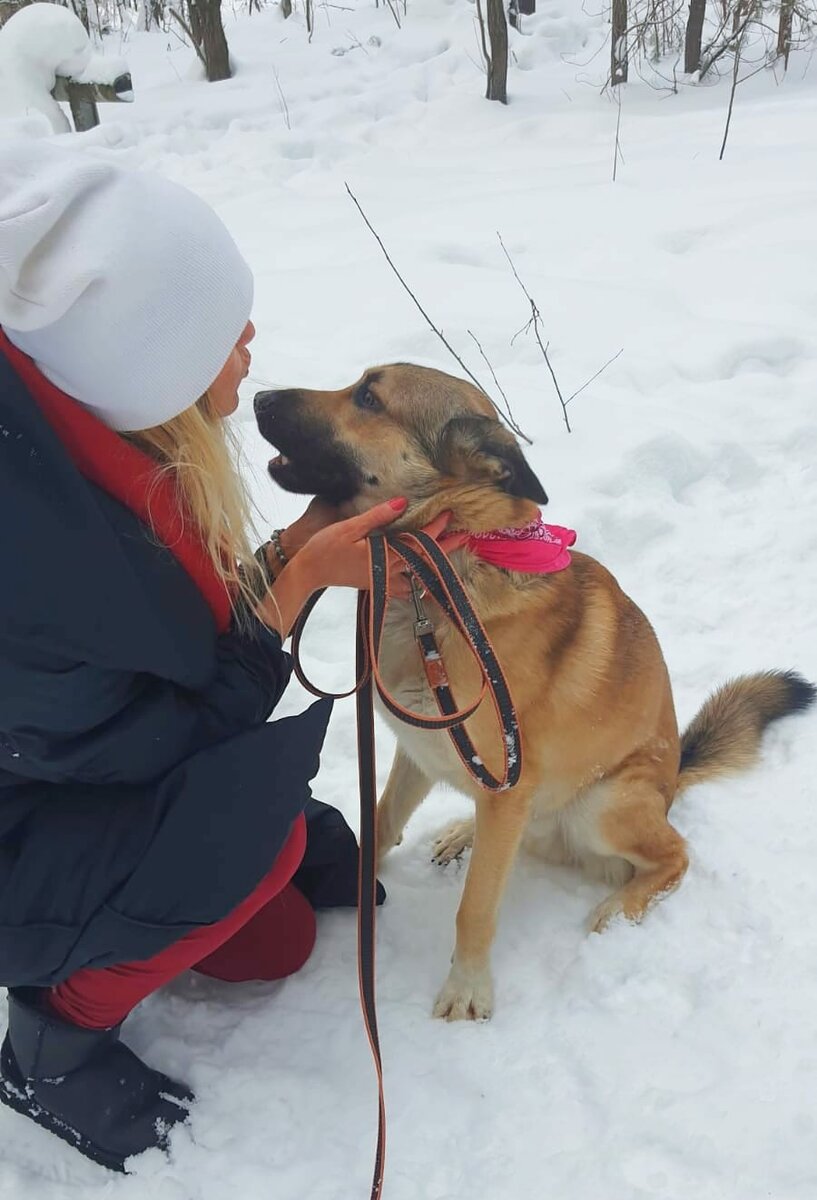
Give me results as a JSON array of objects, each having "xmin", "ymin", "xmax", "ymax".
[
  {"xmin": 0, "ymin": 331, "xmax": 232, "ymax": 634},
  {"xmin": 466, "ymin": 516, "xmax": 576, "ymax": 574}
]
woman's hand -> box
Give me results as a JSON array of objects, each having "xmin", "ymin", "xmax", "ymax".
[
  {"xmin": 266, "ymin": 498, "xmax": 343, "ymax": 574},
  {"xmin": 297, "ymin": 499, "xmax": 466, "ymax": 597},
  {"xmin": 255, "ymin": 498, "xmax": 467, "ymax": 637}
]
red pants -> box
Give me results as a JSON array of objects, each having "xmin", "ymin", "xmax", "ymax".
[{"xmin": 50, "ymin": 816, "xmax": 315, "ymax": 1030}]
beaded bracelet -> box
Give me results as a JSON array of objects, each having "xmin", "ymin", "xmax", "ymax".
[{"xmin": 269, "ymin": 529, "xmax": 289, "ymax": 571}]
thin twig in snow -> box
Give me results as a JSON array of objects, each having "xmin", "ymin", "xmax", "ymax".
[
  {"xmin": 345, "ymin": 184, "xmax": 531, "ymax": 443},
  {"xmin": 719, "ymin": 22, "xmax": 746, "ymax": 158},
  {"xmin": 500, "ymin": 237, "xmax": 624, "ymax": 426},
  {"xmin": 497, "ymin": 233, "xmax": 572, "ymax": 433},
  {"xmin": 272, "ymin": 66, "xmax": 291, "ymax": 130},
  {"xmin": 612, "ymin": 84, "xmax": 623, "ymax": 180},
  {"xmin": 565, "ymin": 347, "xmax": 624, "ymax": 404},
  {"xmin": 475, "ymin": 0, "xmax": 491, "ymax": 73},
  {"xmin": 466, "ymin": 330, "xmax": 520, "ymax": 435}
]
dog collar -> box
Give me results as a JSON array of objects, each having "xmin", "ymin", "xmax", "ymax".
[{"xmin": 464, "ymin": 515, "xmax": 576, "ymax": 574}]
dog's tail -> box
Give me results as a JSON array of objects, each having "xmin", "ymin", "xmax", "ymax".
[{"xmin": 677, "ymin": 670, "xmax": 815, "ymax": 792}]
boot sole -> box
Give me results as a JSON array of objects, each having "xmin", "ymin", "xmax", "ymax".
[{"xmin": 0, "ymin": 1075, "xmax": 127, "ymax": 1173}]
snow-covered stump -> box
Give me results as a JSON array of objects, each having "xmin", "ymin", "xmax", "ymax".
[
  {"xmin": 0, "ymin": 2, "xmax": 131, "ymax": 133},
  {"xmin": 52, "ymin": 71, "xmax": 134, "ymax": 132}
]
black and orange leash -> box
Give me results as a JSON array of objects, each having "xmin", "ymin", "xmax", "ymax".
[{"xmin": 291, "ymin": 530, "xmax": 522, "ymax": 1200}]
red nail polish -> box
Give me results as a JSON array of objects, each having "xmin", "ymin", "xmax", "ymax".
[{"xmin": 388, "ymin": 497, "xmax": 408, "ymax": 512}]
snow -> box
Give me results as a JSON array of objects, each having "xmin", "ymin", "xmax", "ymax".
[
  {"xmin": 73, "ymin": 54, "xmax": 131, "ymax": 89},
  {"xmin": 2, "ymin": 1, "xmax": 817, "ymax": 1197}
]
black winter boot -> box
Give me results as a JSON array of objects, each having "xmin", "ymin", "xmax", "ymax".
[
  {"xmin": 0, "ymin": 987, "xmax": 193, "ymax": 1172},
  {"xmin": 295, "ymin": 799, "xmax": 386, "ymax": 909}
]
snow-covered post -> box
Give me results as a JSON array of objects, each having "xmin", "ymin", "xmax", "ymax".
[
  {"xmin": 52, "ymin": 72, "xmax": 134, "ymax": 131},
  {"xmin": 0, "ymin": 3, "xmax": 131, "ymax": 133}
]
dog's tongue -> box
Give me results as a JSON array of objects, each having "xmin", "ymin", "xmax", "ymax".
[{"xmin": 269, "ymin": 453, "xmax": 290, "ymax": 467}]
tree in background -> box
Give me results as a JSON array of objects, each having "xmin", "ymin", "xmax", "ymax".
[
  {"xmin": 777, "ymin": 0, "xmax": 794, "ymax": 63},
  {"xmin": 171, "ymin": 0, "xmax": 231, "ymax": 80},
  {"xmin": 476, "ymin": 0, "xmax": 508, "ymax": 102},
  {"xmin": 611, "ymin": 0, "xmax": 628, "ymax": 82},
  {"xmin": 7, "ymin": 0, "xmax": 817, "ymax": 96},
  {"xmin": 684, "ymin": 0, "xmax": 706, "ymax": 71}
]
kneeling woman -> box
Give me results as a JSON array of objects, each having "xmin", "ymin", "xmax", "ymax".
[{"xmin": 0, "ymin": 141, "xmax": 451, "ymax": 1171}]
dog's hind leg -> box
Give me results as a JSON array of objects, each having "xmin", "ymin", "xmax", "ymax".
[
  {"xmin": 434, "ymin": 789, "xmax": 533, "ymax": 1021},
  {"xmin": 377, "ymin": 749, "xmax": 432, "ymax": 862},
  {"xmin": 585, "ymin": 771, "xmax": 688, "ymax": 933}
]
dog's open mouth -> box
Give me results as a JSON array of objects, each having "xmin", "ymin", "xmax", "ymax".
[
  {"xmin": 265, "ymin": 445, "xmax": 309, "ymax": 492},
  {"xmin": 262, "ymin": 433, "xmax": 363, "ymax": 502},
  {"xmin": 255, "ymin": 388, "xmax": 365, "ymax": 502}
]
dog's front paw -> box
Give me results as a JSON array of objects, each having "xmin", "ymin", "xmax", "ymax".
[
  {"xmin": 433, "ymin": 964, "xmax": 494, "ymax": 1022},
  {"xmin": 432, "ymin": 818, "xmax": 475, "ymax": 866},
  {"xmin": 588, "ymin": 894, "xmax": 639, "ymax": 934}
]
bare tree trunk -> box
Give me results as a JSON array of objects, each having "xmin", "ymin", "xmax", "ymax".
[
  {"xmin": 485, "ymin": 0, "xmax": 508, "ymax": 102},
  {"xmin": 186, "ymin": 0, "xmax": 231, "ymax": 81},
  {"xmin": 684, "ymin": 0, "xmax": 706, "ymax": 71},
  {"xmin": 519, "ymin": 0, "xmax": 536, "ymax": 10},
  {"xmin": 280, "ymin": 0, "xmax": 292, "ymax": 15},
  {"xmin": 611, "ymin": 0, "xmax": 628, "ymax": 84},
  {"xmin": 777, "ymin": 0, "xmax": 793, "ymax": 66}
]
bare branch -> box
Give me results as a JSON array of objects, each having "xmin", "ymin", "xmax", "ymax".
[
  {"xmin": 466, "ymin": 329, "xmax": 521, "ymax": 434},
  {"xmin": 612, "ymin": 84, "xmax": 623, "ymax": 180},
  {"xmin": 719, "ymin": 18, "xmax": 756, "ymax": 158},
  {"xmin": 475, "ymin": 0, "xmax": 491, "ymax": 72},
  {"xmin": 565, "ymin": 347, "xmax": 624, "ymax": 405},
  {"xmin": 169, "ymin": 6, "xmax": 208, "ymax": 69},
  {"xmin": 345, "ymin": 184, "xmax": 531, "ymax": 443},
  {"xmin": 497, "ymin": 233, "xmax": 572, "ymax": 433},
  {"xmin": 272, "ymin": 66, "xmax": 291, "ymax": 130},
  {"xmin": 700, "ymin": 2, "xmax": 756, "ymax": 77}
]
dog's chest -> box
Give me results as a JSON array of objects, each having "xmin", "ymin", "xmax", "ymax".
[{"xmin": 376, "ymin": 604, "xmax": 465, "ymax": 782}]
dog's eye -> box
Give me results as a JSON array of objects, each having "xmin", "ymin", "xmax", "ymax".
[{"xmin": 354, "ymin": 386, "xmax": 382, "ymax": 412}]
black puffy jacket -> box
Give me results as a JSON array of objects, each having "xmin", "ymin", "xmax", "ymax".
[{"xmin": 0, "ymin": 349, "xmax": 331, "ymax": 988}]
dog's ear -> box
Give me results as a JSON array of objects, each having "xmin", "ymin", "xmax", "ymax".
[{"xmin": 436, "ymin": 416, "xmax": 547, "ymax": 503}]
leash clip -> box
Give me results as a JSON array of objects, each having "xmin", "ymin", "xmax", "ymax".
[
  {"xmin": 413, "ymin": 617, "xmax": 434, "ymax": 641},
  {"xmin": 409, "ymin": 574, "xmax": 433, "ymax": 641}
]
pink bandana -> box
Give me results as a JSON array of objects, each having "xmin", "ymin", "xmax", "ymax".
[{"xmin": 465, "ymin": 515, "xmax": 576, "ymax": 574}]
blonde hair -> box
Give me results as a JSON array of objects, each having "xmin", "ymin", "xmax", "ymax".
[{"xmin": 128, "ymin": 393, "xmax": 265, "ymax": 614}]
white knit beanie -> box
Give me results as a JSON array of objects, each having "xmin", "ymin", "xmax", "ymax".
[{"xmin": 0, "ymin": 139, "xmax": 254, "ymax": 432}]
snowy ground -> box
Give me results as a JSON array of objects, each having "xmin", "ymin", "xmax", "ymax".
[{"xmin": 3, "ymin": 1, "xmax": 817, "ymax": 1197}]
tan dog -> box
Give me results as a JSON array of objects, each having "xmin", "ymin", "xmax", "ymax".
[{"xmin": 254, "ymin": 365, "xmax": 814, "ymax": 1021}]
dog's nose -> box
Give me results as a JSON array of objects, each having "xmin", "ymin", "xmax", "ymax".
[
  {"xmin": 253, "ymin": 390, "xmax": 275, "ymax": 418},
  {"xmin": 254, "ymin": 389, "xmax": 303, "ymax": 419}
]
